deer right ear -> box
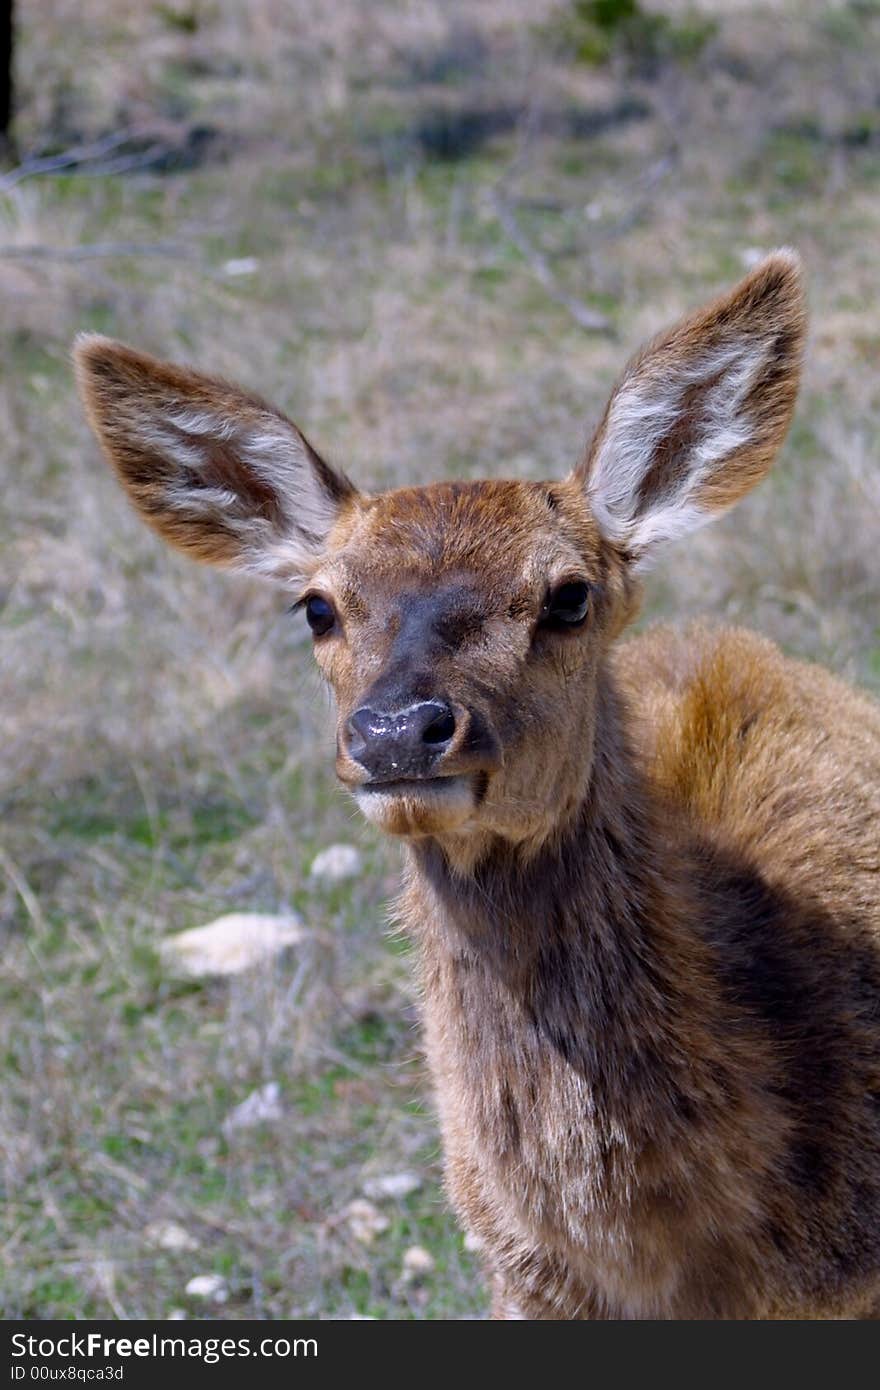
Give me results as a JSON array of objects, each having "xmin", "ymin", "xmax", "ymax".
[{"xmin": 74, "ymin": 335, "xmax": 357, "ymax": 581}]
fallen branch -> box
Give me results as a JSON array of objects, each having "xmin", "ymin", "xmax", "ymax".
[
  {"xmin": 0, "ymin": 239, "xmax": 191, "ymax": 261},
  {"xmin": 591, "ymin": 152, "xmax": 677, "ymax": 246},
  {"xmin": 0, "ymin": 128, "xmax": 168, "ymax": 192},
  {"xmin": 490, "ymin": 190, "xmax": 612, "ymax": 334}
]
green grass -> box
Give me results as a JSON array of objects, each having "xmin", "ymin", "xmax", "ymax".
[{"xmin": 1, "ymin": 0, "xmax": 879, "ymax": 1322}]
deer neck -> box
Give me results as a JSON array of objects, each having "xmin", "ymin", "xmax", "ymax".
[{"xmin": 404, "ymin": 668, "xmax": 719, "ymax": 1136}]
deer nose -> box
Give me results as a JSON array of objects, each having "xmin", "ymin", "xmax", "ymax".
[{"xmin": 346, "ymin": 700, "xmax": 457, "ymax": 781}]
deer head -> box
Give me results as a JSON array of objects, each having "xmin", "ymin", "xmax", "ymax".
[{"xmin": 74, "ymin": 252, "xmax": 805, "ymax": 858}]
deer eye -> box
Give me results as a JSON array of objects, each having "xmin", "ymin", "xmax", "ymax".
[
  {"xmin": 305, "ymin": 594, "xmax": 336, "ymax": 637},
  {"xmin": 541, "ymin": 580, "xmax": 590, "ymax": 629}
]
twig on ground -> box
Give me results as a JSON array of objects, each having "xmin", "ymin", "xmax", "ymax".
[
  {"xmin": 489, "ymin": 189, "xmax": 612, "ymax": 334},
  {"xmin": 0, "ymin": 240, "xmax": 192, "ymax": 262},
  {"xmin": 591, "ymin": 152, "xmax": 678, "ymax": 245},
  {"xmin": 0, "ymin": 844, "xmax": 47, "ymax": 937},
  {"xmin": 0, "ymin": 128, "xmax": 170, "ymax": 193}
]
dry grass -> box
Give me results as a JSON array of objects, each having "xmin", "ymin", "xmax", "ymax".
[{"xmin": 1, "ymin": 0, "xmax": 879, "ymax": 1319}]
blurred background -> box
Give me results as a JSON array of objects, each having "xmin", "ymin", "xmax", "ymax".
[{"xmin": 1, "ymin": 0, "xmax": 879, "ymax": 1320}]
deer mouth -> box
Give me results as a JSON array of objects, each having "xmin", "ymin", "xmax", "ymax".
[
  {"xmin": 359, "ymin": 774, "xmax": 462, "ymax": 795},
  {"xmin": 352, "ymin": 773, "xmax": 480, "ymax": 836}
]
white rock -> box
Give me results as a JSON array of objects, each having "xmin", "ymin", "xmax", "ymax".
[
  {"xmin": 362, "ymin": 1171, "xmax": 422, "ymax": 1201},
  {"xmin": 342, "ymin": 1199, "xmax": 390, "ymax": 1244},
  {"xmin": 160, "ymin": 913, "xmax": 305, "ymax": 979},
  {"xmin": 167, "ymin": 1309, "xmax": 187, "ymax": 1320},
  {"xmin": 223, "ymin": 257, "xmax": 259, "ymax": 277},
  {"xmin": 463, "ymin": 1230, "xmax": 483, "ymax": 1253},
  {"xmin": 402, "ymin": 1245, "xmax": 435, "ymax": 1276},
  {"xmin": 185, "ymin": 1274, "xmax": 228, "ymax": 1302},
  {"xmin": 222, "ymin": 1082, "xmax": 283, "ymax": 1138},
  {"xmin": 144, "ymin": 1221, "xmax": 199, "ymax": 1253},
  {"xmin": 309, "ymin": 844, "xmax": 363, "ymax": 883}
]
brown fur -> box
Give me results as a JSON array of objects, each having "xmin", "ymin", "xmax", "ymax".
[
  {"xmin": 73, "ymin": 254, "xmax": 880, "ymax": 1318},
  {"xmin": 581, "ymin": 251, "xmax": 806, "ymax": 556},
  {"xmin": 73, "ymin": 336, "xmax": 354, "ymax": 570}
]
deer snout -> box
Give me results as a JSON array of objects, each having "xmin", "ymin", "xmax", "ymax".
[{"xmin": 346, "ymin": 699, "xmax": 457, "ymax": 782}]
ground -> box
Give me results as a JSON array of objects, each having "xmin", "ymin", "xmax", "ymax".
[{"xmin": 1, "ymin": 0, "xmax": 879, "ymax": 1319}]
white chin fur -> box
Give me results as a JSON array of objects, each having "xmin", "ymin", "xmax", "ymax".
[{"xmin": 353, "ymin": 777, "xmax": 476, "ymax": 836}]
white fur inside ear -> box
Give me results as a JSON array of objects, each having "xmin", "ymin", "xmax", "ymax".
[
  {"xmin": 588, "ymin": 340, "xmax": 768, "ymax": 562},
  {"xmin": 138, "ymin": 406, "xmax": 339, "ymax": 576}
]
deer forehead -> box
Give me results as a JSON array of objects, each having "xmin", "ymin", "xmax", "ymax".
[{"xmin": 313, "ymin": 478, "xmax": 605, "ymax": 608}]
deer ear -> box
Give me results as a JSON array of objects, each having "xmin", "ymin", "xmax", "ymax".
[
  {"xmin": 74, "ymin": 335, "xmax": 356, "ymax": 580},
  {"xmin": 576, "ymin": 251, "xmax": 806, "ymax": 568}
]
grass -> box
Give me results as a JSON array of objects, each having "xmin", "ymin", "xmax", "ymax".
[{"xmin": 1, "ymin": 0, "xmax": 879, "ymax": 1319}]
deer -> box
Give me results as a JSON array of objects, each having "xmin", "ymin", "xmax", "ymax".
[{"xmin": 74, "ymin": 250, "xmax": 880, "ymax": 1319}]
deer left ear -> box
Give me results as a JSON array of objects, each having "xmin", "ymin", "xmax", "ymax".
[{"xmin": 576, "ymin": 251, "xmax": 806, "ymax": 568}]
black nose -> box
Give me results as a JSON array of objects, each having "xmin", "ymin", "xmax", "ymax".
[{"xmin": 346, "ymin": 700, "xmax": 457, "ymax": 781}]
